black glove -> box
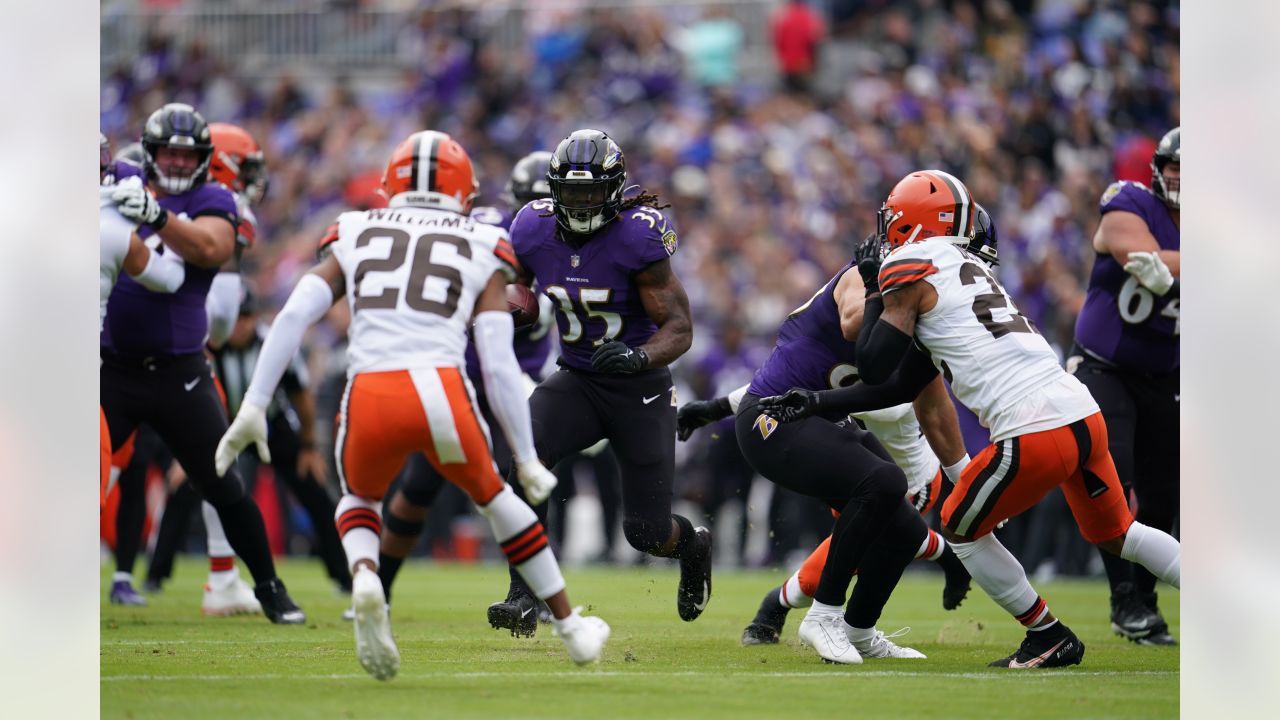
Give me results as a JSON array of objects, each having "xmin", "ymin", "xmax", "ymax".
[
  {"xmin": 676, "ymin": 397, "xmax": 733, "ymax": 441},
  {"xmin": 855, "ymin": 232, "xmax": 885, "ymax": 295},
  {"xmin": 757, "ymin": 388, "xmax": 822, "ymax": 423},
  {"xmin": 591, "ymin": 340, "xmax": 649, "ymax": 374}
]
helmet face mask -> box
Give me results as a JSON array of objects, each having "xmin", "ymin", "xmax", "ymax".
[
  {"xmin": 548, "ymin": 129, "xmax": 626, "ymax": 235},
  {"xmin": 141, "ymin": 103, "xmax": 214, "ymax": 195},
  {"xmin": 968, "ymin": 203, "xmax": 999, "ymax": 266},
  {"xmin": 1151, "ymin": 127, "xmax": 1180, "ymax": 209}
]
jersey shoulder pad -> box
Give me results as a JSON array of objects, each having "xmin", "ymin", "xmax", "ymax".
[
  {"xmin": 878, "ymin": 241, "xmax": 949, "ymax": 294},
  {"xmin": 509, "ymin": 200, "xmax": 554, "ymax": 255},
  {"xmin": 618, "ymin": 205, "xmax": 678, "ymax": 269},
  {"xmin": 317, "ymin": 212, "xmax": 359, "ymax": 260},
  {"xmin": 1099, "ymin": 180, "xmax": 1154, "ymax": 213}
]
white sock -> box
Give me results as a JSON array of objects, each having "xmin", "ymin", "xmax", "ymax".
[
  {"xmin": 951, "ymin": 534, "xmax": 1045, "ymax": 622},
  {"xmin": 1120, "ymin": 521, "xmax": 1180, "ymax": 589},
  {"xmin": 806, "ymin": 600, "xmax": 843, "ymax": 618},
  {"xmin": 112, "ymin": 571, "xmax": 132, "ymax": 584},
  {"xmin": 846, "ymin": 625, "xmax": 876, "ymax": 644},
  {"xmin": 335, "ymin": 494, "xmax": 382, "ymax": 572},
  {"xmin": 916, "ymin": 528, "xmax": 945, "ymax": 561},
  {"xmin": 478, "ymin": 484, "xmax": 565, "ymax": 599},
  {"xmin": 779, "ymin": 571, "xmax": 813, "ymax": 609},
  {"xmin": 203, "ymin": 501, "xmax": 234, "ymax": 557}
]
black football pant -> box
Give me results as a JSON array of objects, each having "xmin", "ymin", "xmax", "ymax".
[
  {"xmin": 112, "ymin": 425, "xmax": 170, "ymax": 577},
  {"xmin": 507, "ymin": 365, "xmax": 688, "ymax": 592},
  {"xmin": 1074, "ymin": 351, "xmax": 1179, "ymax": 595},
  {"xmin": 146, "ymin": 413, "xmax": 351, "ymax": 590},
  {"xmin": 736, "ymin": 394, "xmax": 925, "ymax": 628},
  {"xmin": 101, "ymin": 351, "xmax": 277, "ymax": 586}
]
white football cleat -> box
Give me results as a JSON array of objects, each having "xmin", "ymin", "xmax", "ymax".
[
  {"xmin": 202, "ymin": 575, "xmax": 262, "ymax": 617},
  {"xmin": 352, "ymin": 567, "xmax": 399, "ymax": 681},
  {"xmin": 798, "ymin": 611, "xmax": 863, "ymax": 664},
  {"xmin": 849, "ymin": 627, "xmax": 926, "ymax": 659},
  {"xmin": 553, "ymin": 608, "xmax": 610, "ymax": 665}
]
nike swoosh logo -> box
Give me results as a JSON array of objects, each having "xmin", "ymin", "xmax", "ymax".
[
  {"xmin": 1008, "ymin": 638, "xmax": 1068, "ymax": 668},
  {"xmin": 693, "ymin": 581, "xmax": 710, "ymax": 612},
  {"xmin": 184, "ymin": 377, "xmax": 200, "ymax": 391},
  {"xmin": 520, "ymin": 606, "xmax": 534, "ymax": 619},
  {"xmin": 642, "ymin": 394, "xmax": 661, "ymax": 404}
]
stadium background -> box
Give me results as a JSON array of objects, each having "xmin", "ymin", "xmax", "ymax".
[{"xmin": 99, "ymin": 0, "xmax": 1179, "ymax": 579}]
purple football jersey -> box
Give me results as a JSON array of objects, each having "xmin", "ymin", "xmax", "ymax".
[
  {"xmin": 509, "ymin": 199, "xmax": 677, "ymax": 371},
  {"xmin": 1074, "ymin": 181, "xmax": 1180, "ymax": 372},
  {"xmin": 101, "ymin": 181, "xmax": 239, "ymax": 356},
  {"xmin": 464, "ymin": 204, "xmax": 554, "ymax": 385},
  {"xmin": 748, "ymin": 262, "xmax": 861, "ymax": 397}
]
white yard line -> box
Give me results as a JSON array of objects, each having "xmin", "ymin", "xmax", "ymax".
[{"xmin": 103, "ymin": 670, "xmax": 1178, "ymax": 682}]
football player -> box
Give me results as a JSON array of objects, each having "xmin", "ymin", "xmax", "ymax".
[
  {"xmin": 373, "ymin": 150, "xmax": 559, "ymax": 625},
  {"xmin": 100, "ymin": 103, "xmax": 305, "ymax": 623},
  {"xmin": 762, "ymin": 170, "xmax": 1181, "ymax": 668},
  {"xmin": 216, "ymin": 131, "xmax": 610, "ymax": 680},
  {"xmin": 484, "ymin": 129, "xmax": 712, "ymax": 634},
  {"xmin": 100, "ymin": 168, "xmax": 186, "ymax": 510},
  {"xmin": 680, "ymin": 207, "xmax": 1000, "ymax": 647},
  {"xmin": 1070, "ymin": 127, "xmax": 1180, "ymax": 645}
]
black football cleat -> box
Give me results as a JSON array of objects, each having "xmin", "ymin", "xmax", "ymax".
[
  {"xmin": 1110, "ymin": 582, "xmax": 1167, "ymax": 643},
  {"xmin": 937, "ymin": 546, "xmax": 972, "ymax": 610},
  {"xmin": 1133, "ymin": 590, "xmax": 1177, "ymax": 646},
  {"xmin": 253, "ymin": 578, "xmax": 306, "ymax": 625},
  {"xmin": 741, "ymin": 622, "xmax": 781, "ymax": 646},
  {"xmin": 487, "ymin": 586, "xmax": 539, "ymax": 638},
  {"xmin": 677, "ymin": 526, "xmax": 713, "ymax": 621},
  {"xmin": 989, "ymin": 623, "xmax": 1085, "ymax": 669}
]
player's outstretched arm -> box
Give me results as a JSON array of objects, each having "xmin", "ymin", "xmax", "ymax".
[
  {"xmin": 121, "ymin": 231, "xmax": 185, "ymax": 293},
  {"xmin": 473, "ymin": 271, "xmax": 557, "ymax": 504},
  {"xmin": 760, "ymin": 344, "xmax": 938, "ymax": 422},
  {"xmin": 215, "ymin": 256, "xmax": 343, "ymax": 476},
  {"xmin": 635, "ymin": 258, "xmax": 694, "ymax": 368}
]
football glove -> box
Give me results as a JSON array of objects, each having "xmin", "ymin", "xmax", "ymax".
[
  {"xmin": 515, "ymin": 459, "xmax": 558, "ymax": 505},
  {"xmin": 112, "ymin": 176, "xmax": 168, "ymax": 231},
  {"xmin": 855, "ymin": 232, "xmax": 886, "ymax": 294},
  {"xmin": 215, "ymin": 401, "xmax": 270, "ymax": 477},
  {"xmin": 591, "ymin": 340, "xmax": 649, "ymax": 374},
  {"xmin": 676, "ymin": 397, "xmax": 733, "ymax": 441},
  {"xmin": 1123, "ymin": 251, "xmax": 1174, "ymax": 295},
  {"xmin": 757, "ymin": 388, "xmax": 822, "ymax": 423}
]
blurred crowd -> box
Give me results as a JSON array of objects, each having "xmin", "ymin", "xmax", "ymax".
[{"xmin": 101, "ymin": 0, "xmax": 1179, "ymax": 575}]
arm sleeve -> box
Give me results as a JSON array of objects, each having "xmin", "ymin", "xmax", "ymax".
[
  {"xmin": 243, "ymin": 274, "xmax": 334, "ymax": 409},
  {"xmin": 817, "ymin": 343, "xmax": 939, "ymax": 415},
  {"xmin": 473, "ymin": 310, "xmax": 538, "ymax": 464},
  {"xmin": 128, "ymin": 248, "xmax": 186, "ymax": 293},
  {"xmin": 205, "ymin": 272, "xmax": 242, "ymax": 349},
  {"xmin": 855, "ymin": 295, "xmax": 914, "ymax": 384}
]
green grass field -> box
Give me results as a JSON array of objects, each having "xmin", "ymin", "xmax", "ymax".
[{"xmin": 101, "ymin": 558, "xmax": 1178, "ymax": 719}]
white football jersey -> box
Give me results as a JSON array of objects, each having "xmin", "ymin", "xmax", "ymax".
[
  {"xmin": 854, "ymin": 402, "xmax": 939, "ymax": 496},
  {"xmin": 330, "ymin": 206, "xmax": 516, "ymax": 375},
  {"xmin": 100, "ymin": 186, "xmax": 134, "ymax": 329},
  {"xmin": 879, "ymin": 238, "xmax": 1097, "ymax": 441}
]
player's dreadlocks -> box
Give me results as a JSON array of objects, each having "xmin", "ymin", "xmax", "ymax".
[{"xmin": 620, "ymin": 190, "xmax": 671, "ymax": 212}]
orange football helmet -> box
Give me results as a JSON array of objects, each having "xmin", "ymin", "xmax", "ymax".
[
  {"xmin": 878, "ymin": 170, "xmax": 975, "ymax": 249},
  {"xmin": 209, "ymin": 123, "xmax": 268, "ymax": 204},
  {"xmin": 382, "ymin": 130, "xmax": 478, "ymax": 214}
]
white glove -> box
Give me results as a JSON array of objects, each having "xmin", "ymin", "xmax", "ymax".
[
  {"xmin": 515, "ymin": 458, "xmax": 558, "ymax": 505},
  {"xmin": 112, "ymin": 176, "xmax": 166, "ymax": 227},
  {"xmin": 1123, "ymin": 251, "xmax": 1174, "ymax": 295},
  {"xmin": 215, "ymin": 401, "xmax": 270, "ymax": 477}
]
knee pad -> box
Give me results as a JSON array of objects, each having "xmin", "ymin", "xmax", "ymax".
[
  {"xmin": 865, "ymin": 463, "xmax": 908, "ymax": 506},
  {"xmin": 383, "ymin": 511, "xmax": 425, "ymax": 537}
]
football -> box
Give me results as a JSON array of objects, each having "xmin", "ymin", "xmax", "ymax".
[{"xmin": 506, "ymin": 283, "xmax": 540, "ymax": 329}]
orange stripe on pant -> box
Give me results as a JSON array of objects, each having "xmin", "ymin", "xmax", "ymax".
[
  {"xmin": 941, "ymin": 412, "xmax": 1133, "ymax": 544},
  {"xmin": 100, "ymin": 407, "xmax": 110, "ymax": 510},
  {"xmin": 336, "ymin": 367, "xmax": 504, "ymax": 505}
]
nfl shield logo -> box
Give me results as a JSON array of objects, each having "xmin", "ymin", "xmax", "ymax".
[{"xmin": 570, "ymin": 255, "xmax": 580, "ymax": 268}]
